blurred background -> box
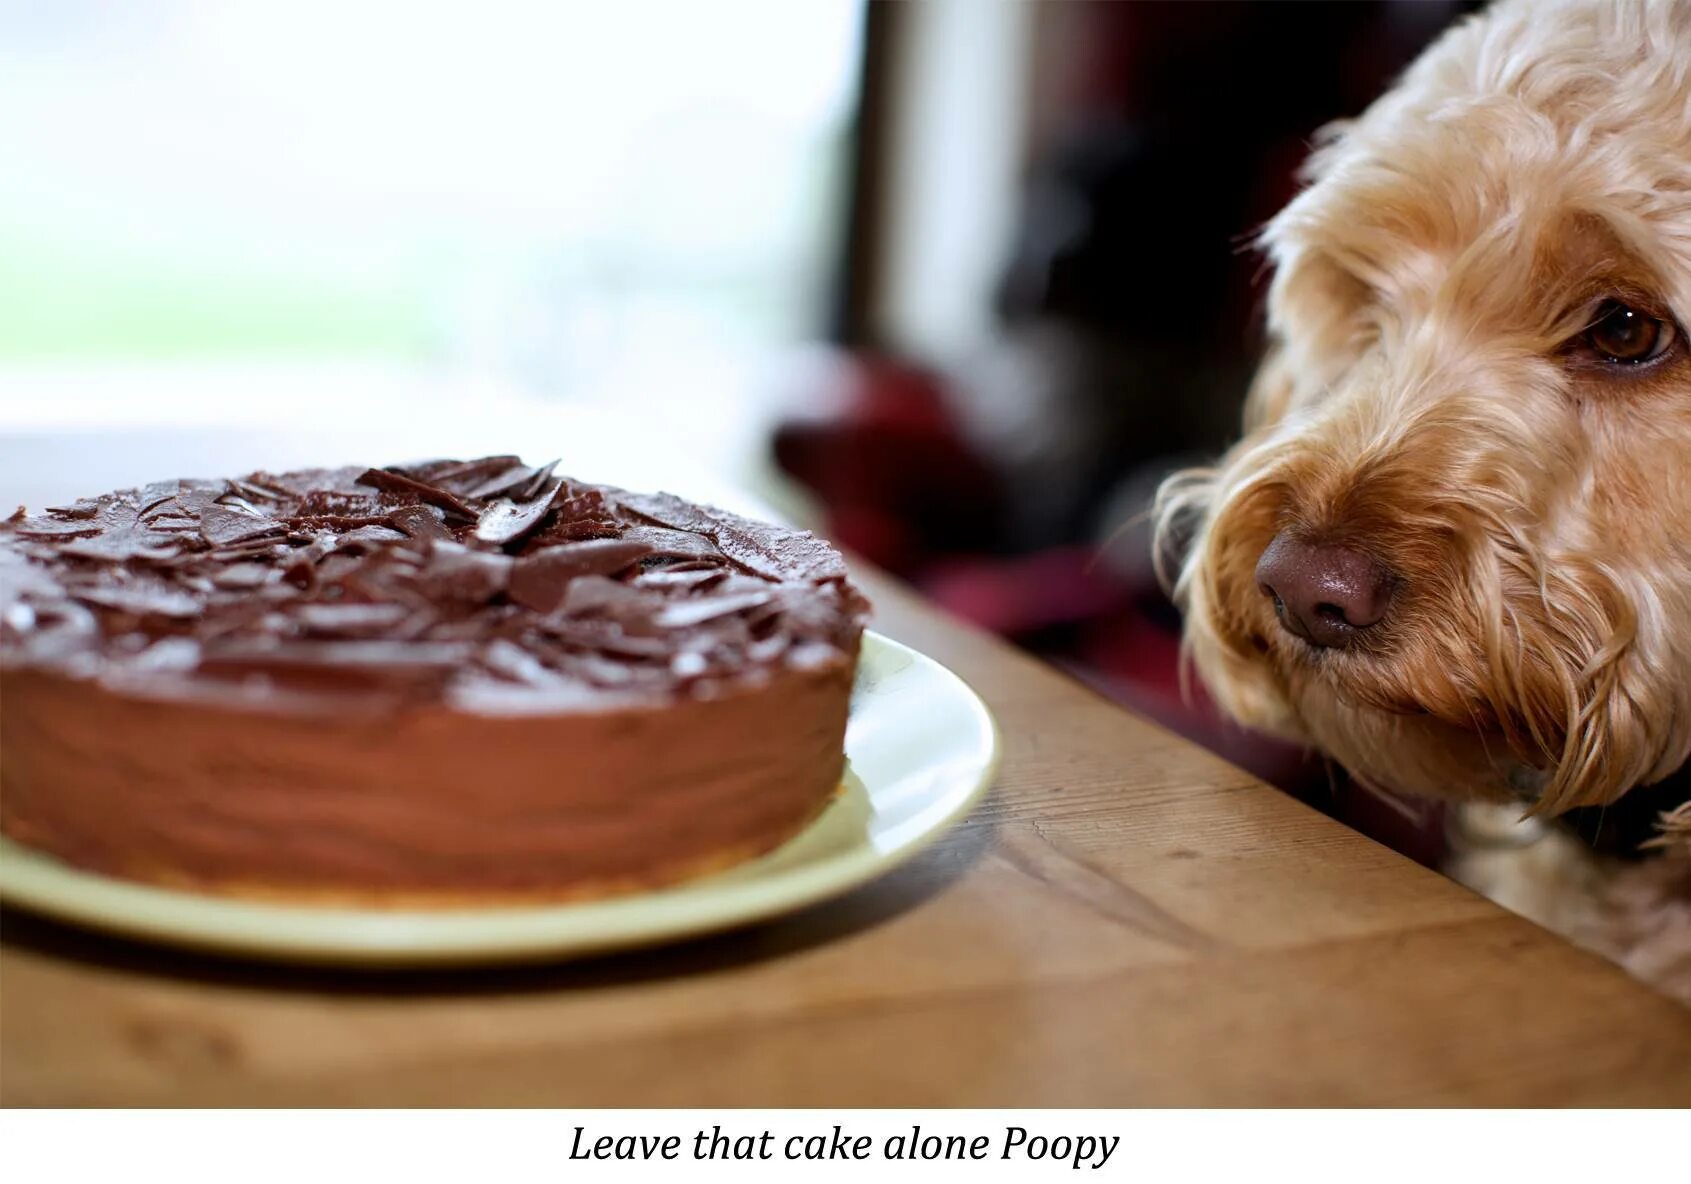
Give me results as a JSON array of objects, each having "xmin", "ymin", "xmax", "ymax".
[{"xmin": 2, "ymin": 0, "xmax": 1482, "ymax": 861}]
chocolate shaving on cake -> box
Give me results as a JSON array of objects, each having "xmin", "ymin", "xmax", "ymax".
[{"xmin": 1, "ymin": 458, "xmax": 870, "ymax": 702}]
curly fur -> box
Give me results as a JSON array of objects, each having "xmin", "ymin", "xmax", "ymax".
[{"xmin": 1155, "ymin": 0, "xmax": 1691, "ymax": 997}]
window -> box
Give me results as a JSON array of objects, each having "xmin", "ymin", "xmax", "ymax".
[{"xmin": 1, "ymin": 0, "xmax": 862, "ymax": 452}]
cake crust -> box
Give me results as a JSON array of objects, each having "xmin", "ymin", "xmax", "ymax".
[{"xmin": 0, "ymin": 457, "xmax": 868, "ymax": 901}]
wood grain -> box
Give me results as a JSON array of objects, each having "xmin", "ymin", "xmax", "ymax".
[{"xmin": 4, "ymin": 568, "xmax": 1690, "ymax": 1106}]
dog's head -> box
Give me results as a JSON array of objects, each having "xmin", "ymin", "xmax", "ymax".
[{"xmin": 1156, "ymin": 0, "xmax": 1691, "ymax": 813}]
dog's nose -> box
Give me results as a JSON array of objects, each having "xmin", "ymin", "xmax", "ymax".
[{"xmin": 1255, "ymin": 532, "xmax": 1392, "ymax": 648}]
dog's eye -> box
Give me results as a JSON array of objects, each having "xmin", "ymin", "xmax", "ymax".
[{"xmin": 1582, "ymin": 301, "xmax": 1678, "ymax": 364}]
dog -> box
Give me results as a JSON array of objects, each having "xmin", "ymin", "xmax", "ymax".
[{"xmin": 1154, "ymin": 0, "xmax": 1691, "ymax": 999}]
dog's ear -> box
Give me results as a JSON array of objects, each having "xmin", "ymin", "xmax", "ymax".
[
  {"xmin": 1242, "ymin": 343, "xmax": 1297, "ymax": 434},
  {"xmin": 1300, "ymin": 119, "xmax": 1355, "ymax": 187}
]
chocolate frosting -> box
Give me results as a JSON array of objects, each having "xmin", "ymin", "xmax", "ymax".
[{"xmin": 1, "ymin": 457, "xmax": 869, "ymax": 714}]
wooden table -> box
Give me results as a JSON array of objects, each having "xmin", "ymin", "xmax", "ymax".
[{"xmin": 5, "ymin": 566, "xmax": 1691, "ymax": 1105}]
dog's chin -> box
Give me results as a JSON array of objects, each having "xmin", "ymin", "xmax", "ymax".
[
  {"xmin": 1285, "ymin": 675, "xmax": 1531, "ymax": 805},
  {"xmin": 1190, "ymin": 633, "xmax": 1533, "ymax": 803}
]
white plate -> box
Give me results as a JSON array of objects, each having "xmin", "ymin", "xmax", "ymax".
[{"xmin": 0, "ymin": 632, "xmax": 999, "ymax": 966}]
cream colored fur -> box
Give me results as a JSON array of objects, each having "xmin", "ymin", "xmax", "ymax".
[{"xmin": 1155, "ymin": 0, "xmax": 1691, "ymax": 1000}]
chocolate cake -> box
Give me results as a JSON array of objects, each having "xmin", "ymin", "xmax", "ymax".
[{"xmin": 0, "ymin": 457, "xmax": 869, "ymax": 902}]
